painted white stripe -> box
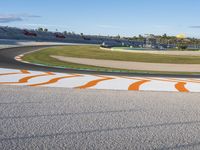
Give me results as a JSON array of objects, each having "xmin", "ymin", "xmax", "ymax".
[
  {"xmin": 41, "ymin": 75, "xmax": 99, "ymax": 88},
  {"xmin": 139, "ymin": 80, "xmax": 178, "ymax": 92},
  {"xmin": 0, "ymin": 68, "xmax": 20, "ymax": 74},
  {"xmin": 185, "ymin": 83, "xmax": 200, "ymax": 92},
  {"xmin": 90, "ymin": 78, "xmax": 136, "ymax": 90}
]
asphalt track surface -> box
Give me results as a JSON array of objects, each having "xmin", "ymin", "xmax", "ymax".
[
  {"xmin": 1, "ymin": 85, "xmax": 200, "ymax": 150},
  {"xmin": 1, "ymin": 45, "xmax": 200, "ymax": 149}
]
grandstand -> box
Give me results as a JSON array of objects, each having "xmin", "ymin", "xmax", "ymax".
[
  {"xmin": 0, "ymin": 26, "xmax": 131, "ymax": 45},
  {"xmin": 2, "ymin": 26, "xmax": 199, "ymax": 49}
]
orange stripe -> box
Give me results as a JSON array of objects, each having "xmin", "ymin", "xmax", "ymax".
[
  {"xmin": 76, "ymin": 77, "xmax": 113, "ymax": 89},
  {"xmin": 146, "ymin": 77, "xmax": 200, "ymax": 84},
  {"xmin": 170, "ymin": 78, "xmax": 200, "ymax": 84},
  {"xmin": 19, "ymin": 72, "xmax": 55, "ymax": 83},
  {"xmin": 128, "ymin": 80, "xmax": 150, "ymax": 91},
  {"xmin": 20, "ymin": 70, "xmax": 30, "ymax": 74},
  {"xmin": 29, "ymin": 74, "xmax": 82, "ymax": 86},
  {"xmin": 123, "ymin": 76, "xmax": 181, "ymax": 83},
  {"xmin": 122, "ymin": 76, "xmax": 200, "ymax": 84},
  {"xmin": 0, "ymin": 72, "xmax": 54, "ymax": 84},
  {"xmin": 175, "ymin": 82, "xmax": 189, "ymax": 92},
  {"xmin": 0, "ymin": 70, "xmax": 30, "ymax": 76}
]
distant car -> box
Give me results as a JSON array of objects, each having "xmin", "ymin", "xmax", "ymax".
[
  {"xmin": 23, "ymin": 30, "xmax": 37, "ymax": 37},
  {"xmin": 81, "ymin": 35, "xmax": 91, "ymax": 40},
  {"xmin": 158, "ymin": 46, "xmax": 165, "ymax": 50},
  {"xmin": 101, "ymin": 41, "xmax": 122, "ymax": 48},
  {"xmin": 55, "ymin": 33, "xmax": 65, "ymax": 39}
]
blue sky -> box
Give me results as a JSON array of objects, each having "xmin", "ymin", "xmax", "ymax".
[{"xmin": 0, "ymin": 0, "xmax": 200, "ymax": 37}]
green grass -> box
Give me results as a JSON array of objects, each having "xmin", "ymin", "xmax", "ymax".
[
  {"xmin": 112, "ymin": 47, "xmax": 153, "ymax": 51},
  {"xmin": 112, "ymin": 46, "xmax": 200, "ymax": 51},
  {"xmin": 22, "ymin": 45, "xmax": 200, "ymax": 75}
]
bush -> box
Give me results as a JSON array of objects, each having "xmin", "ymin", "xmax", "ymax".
[{"xmin": 177, "ymin": 44, "xmax": 188, "ymax": 50}]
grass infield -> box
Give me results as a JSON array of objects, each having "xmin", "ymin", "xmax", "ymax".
[{"xmin": 22, "ymin": 45, "xmax": 200, "ymax": 75}]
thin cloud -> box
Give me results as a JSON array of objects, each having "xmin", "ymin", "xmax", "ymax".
[
  {"xmin": 189, "ymin": 26, "xmax": 200, "ymax": 28},
  {"xmin": 0, "ymin": 14, "xmax": 41, "ymax": 23},
  {"xmin": 0, "ymin": 15, "xmax": 22, "ymax": 23},
  {"xmin": 22, "ymin": 23, "xmax": 67, "ymax": 28}
]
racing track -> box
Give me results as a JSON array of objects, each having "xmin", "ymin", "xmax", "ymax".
[
  {"xmin": 1, "ymin": 45, "xmax": 200, "ymax": 78},
  {"xmin": 1, "ymin": 45, "xmax": 200, "ymax": 93},
  {"xmin": 1, "ymin": 45, "xmax": 200, "ymax": 149},
  {"xmin": 0, "ymin": 45, "xmax": 88, "ymax": 74}
]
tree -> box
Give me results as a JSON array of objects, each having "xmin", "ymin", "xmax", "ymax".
[
  {"xmin": 177, "ymin": 44, "xmax": 188, "ymax": 50},
  {"xmin": 138, "ymin": 34, "xmax": 144, "ymax": 42},
  {"xmin": 44, "ymin": 28, "xmax": 48, "ymax": 32},
  {"xmin": 162, "ymin": 33, "xmax": 167, "ymax": 38},
  {"xmin": 37, "ymin": 27, "xmax": 43, "ymax": 32},
  {"xmin": 116, "ymin": 34, "xmax": 120, "ymax": 39},
  {"xmin": 138, "ymin": 34, "xmax": 143, "ymax": 39},
  {"xmin": 177, "ymin": 40, "xmax": 188, "ymax": 50}
]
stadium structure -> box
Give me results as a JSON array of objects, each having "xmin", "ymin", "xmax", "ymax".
[
  {"xmin": 1, "ymin": 26, "xmax": 200, "ymax": 50},
  {"xmin": 0, "ymin": 26, "xmax": 132, "ymax": 45}
]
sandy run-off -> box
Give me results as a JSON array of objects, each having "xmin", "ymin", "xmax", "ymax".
[{"xmin": 51, "ymin": 55, "xmax": 200, "ymax": 72}]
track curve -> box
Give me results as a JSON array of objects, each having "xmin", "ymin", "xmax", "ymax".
[
  {"xmin": 1, "ymin": 45, "xmax": 200, "ymax": 78},
  {"xmin": 1, "ymin": 46, "xmax": 200, "ymax": 149}
]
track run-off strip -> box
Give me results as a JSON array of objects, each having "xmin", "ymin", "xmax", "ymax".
[
  {"xmin": 29, "ymin": 74, "xmax": 82, "ymax": 87},
  {"xmin": 121, "ymin": 76, "xmax": 190, "ymax": 92},
  {"xmin": 0, "ymin": 68, "xmax": 200, "ymax": 92},
  {"xmin": 76, "ymin": 75, "xmax": 114, "ymax": 89},
  {"xmin": 0, "ymin": 70, "xmax": 30, "ymax": 76},
  {"xmin": 128, "ymin": 80, "xmax": 150, "ymax": 91},
  {"xmin": 0, "ymin": 72, "xmax": 54, "ymax": 84}
]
